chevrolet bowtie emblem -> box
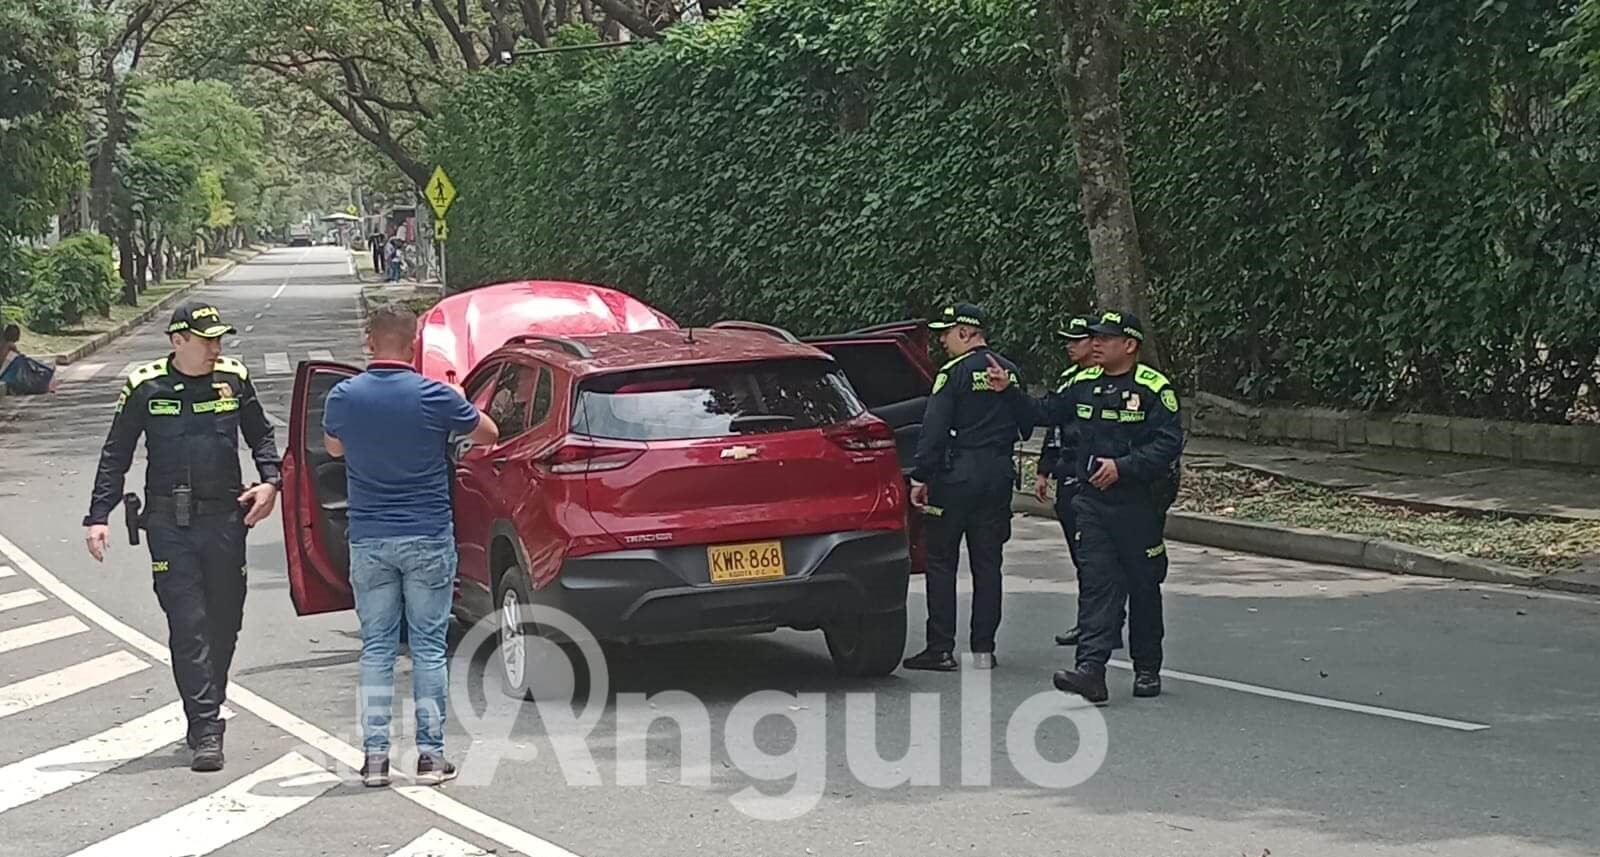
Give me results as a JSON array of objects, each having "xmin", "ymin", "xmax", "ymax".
[{"xmin": 721, "ymin": 445, "xmax": 759, "ymax": 460}]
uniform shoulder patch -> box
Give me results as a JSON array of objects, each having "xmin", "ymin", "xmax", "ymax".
[
  {"xmin": 127, "ymin": 358, "xmax": 169, "ymax": 389},
  {"xmin": 932, "ymin": 372, "xmax": 949, "ymax": 394},
  {"xmin": 213, "ymin": 355, "xmax": 249, "ymax": 379},
  {"xmin": 1070, "ymin": 366, "xmax": 1103, "ymax": 384},
  {"xmin": 1134, "ymin": 364, "xmax": 1170, "ymax": 393},
  {"xmin": 1161, "ymin": 388, "xmax": 1179, "ymax": 413}
]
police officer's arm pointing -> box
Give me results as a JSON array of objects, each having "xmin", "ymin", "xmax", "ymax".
[
  {"xmin": 84, "ymin": 379, "xmax": 147, "ymax": 561},
  {"xmin": 985, "ymin": 359, "xmax": 1075, "ymax": 425}
]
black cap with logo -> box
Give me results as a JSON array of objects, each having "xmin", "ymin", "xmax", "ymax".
[
  {"xmin": 167, "ymin": 301, "xmax": 236, "ymax": 339},
  {"xmin": 927, "ymin": 302, "xmax": 986, "ymax": 331},
  {"xmin": 1057, "ymin": 314, "xmax": 1092, "ymax": 340},
  {"xmin": 1087, "ymin": 309, "xmax": 1144, "ymax": 342}
]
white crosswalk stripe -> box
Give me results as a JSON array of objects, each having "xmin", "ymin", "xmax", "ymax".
[
  {"xmin": 0, "ymin": 565, "xmax": 13, "ymax": 578},
  {"xmin": 0, "ymin": 587, "xmax": 46, "ymax": 612},
  {"xmin": 50, "ymin": 351, "xmax": 356, "ymax": 384},
  {"xmin": 63, "ymin": 751, "xmax": 340, "ymax": 857},
  {"xmin": 390, "ymin": 829, "xmax": 496, "ymax": 857},
  {"xmin": 0, "ymin": 651, "xmax": 148, "ymax": 719},
  {"xmin": 58, "ymin": 362, "xmax": 107, "ymax": 382},
  {"xmin": 0, "ymin": 615, "xmax": 88, "ymax": 654},
  {"xmin": 0, "ymin": 701, "xmax": 187, "ymax": 814}
]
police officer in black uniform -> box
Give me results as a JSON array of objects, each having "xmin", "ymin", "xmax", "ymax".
[
  {"xmin": 903, "ymin": 303, "xmax": 1032, "ymax": 672},
  {"xmin": 1034, "ymin": 315, "xmax": 1096, "ymax": 647},
  {"xmin": 990, "ymin": 310, "xmax": 1182, "ymax": 702},
  {"xmin": 83, "ymin": 301, "xmax": 282, "ymax": 771}
]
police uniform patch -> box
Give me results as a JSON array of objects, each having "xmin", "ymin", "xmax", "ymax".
[
  {"xmin": 932, "ymin": 372, "xmax": 948, "ymax": 394},
  {"xmin": 1161, "ymin": 389, "xmax": 1178, "ymax": 412}
]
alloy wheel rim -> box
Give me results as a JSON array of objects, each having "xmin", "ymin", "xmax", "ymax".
[{"xmin": 500, "ymin": 588, "xmax": 525, "ymax": 688}]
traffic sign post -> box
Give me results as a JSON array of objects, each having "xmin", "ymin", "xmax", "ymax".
[{"xmin": 424, "ymin": 166, "xmax": 457, "ymax": 288}]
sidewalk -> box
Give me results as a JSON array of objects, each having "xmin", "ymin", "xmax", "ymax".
[{"xmin": 1014, "ymin": 435, "xmax": 1600, "ymax": 594}]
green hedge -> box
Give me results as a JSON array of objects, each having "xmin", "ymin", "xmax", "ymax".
[
  {"xmin": 428, "ymin": 0, "xmax": 1600, "ymax": 423},
  {"xmin": 22, "ymin": 233, "xmax": 118, "ymax": 334}
]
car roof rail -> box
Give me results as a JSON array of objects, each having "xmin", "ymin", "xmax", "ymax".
[
  {"xmin": 709, "ymin": 320, "xmax": 801, "ymax": 344},
  {"xmin": 503, "ymin": 334, "xmax": 594, "ymax": 359},
  {"xmin": 846, "ymin": 319, "xmax": 926, "ymax": 335}
]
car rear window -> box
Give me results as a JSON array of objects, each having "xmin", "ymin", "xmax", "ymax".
[{"xmin": 571, "ymin": 359, "xmax": 865, "ymax": 441}]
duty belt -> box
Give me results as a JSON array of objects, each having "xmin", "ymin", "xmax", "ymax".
[{"xmin": 143, "ymin": 494, "xmax": 241, "ymax": 517}]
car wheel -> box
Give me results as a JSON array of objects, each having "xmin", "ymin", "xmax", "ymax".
[
  {"xmin": 494, "ymin": 565, "xmax": 577, "ymax": 702},
  {"xmin": 824, "ymin": 606, "xmax": 906, "ymax": 677}
]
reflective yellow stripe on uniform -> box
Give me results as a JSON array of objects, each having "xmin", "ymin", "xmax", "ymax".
[{"xmin": 213, "ymin": 355, "xmax": 248, "ymax": 380}]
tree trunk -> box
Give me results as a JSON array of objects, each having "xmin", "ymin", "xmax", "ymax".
[
  {"xmin": 90, "ymin": 72, "xmax": 123, "ymax": 229},
  {"xmin": 1049, "ymin": 0, "xmax": 1163, "ymax": 368},
  {"xmin": 117, "ymin": 230, "xmax": 139, "ymax": 304}
]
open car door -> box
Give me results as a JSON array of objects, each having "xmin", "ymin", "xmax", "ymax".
[
  {"xmin": 803, "ymin": 320, "xmax": 936, "ymax": 573},
  {"xmin": 281, "ymin": 361, "xmax": 360, "ymax": 616}
]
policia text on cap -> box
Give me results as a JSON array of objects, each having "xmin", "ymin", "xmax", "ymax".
[
  {"xmin": 986, "ymin": 311, "xmax": 1183, "ymax": 704},
  {"xmin": 82, "ymin": 301, "xmax": 282, "ymax": 772}
]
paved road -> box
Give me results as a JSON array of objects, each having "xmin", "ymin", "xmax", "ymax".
[{"xmin": 1, "ymin": 247, "xmax": 1597, "ymax": 857}]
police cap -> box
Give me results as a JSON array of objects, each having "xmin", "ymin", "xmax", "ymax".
[
  {"xmin": 1057, "ymin": 314, "xmax": 1092, "ymax": 340},
  {"xmin": 928, "ymin": 302, "xmax": 986, "ymax": 331},
  {"xmin": 1087, "ymin": 309, "xmax": 1145, "ymax": 342},
  {"xmin": 167, "ymin": 301, "xmax": 236, "ymax": 339}
]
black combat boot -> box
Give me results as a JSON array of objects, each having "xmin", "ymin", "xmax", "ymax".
[
  {"xmin": 1052, "ymin": 666, "xmax": 1108, "ymax": 703},
  {"xmin": 1133, "ymin": 670, "xmax": 1162, "ymax": 698}
]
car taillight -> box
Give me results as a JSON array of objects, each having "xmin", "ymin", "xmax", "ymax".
[
  {"xmin": 542, "ymin": 437, "xmax": 646, "ymax": 473},
  {"xmin": 825, "ymin": 418, "xmax": 896, "ymax": 452}
]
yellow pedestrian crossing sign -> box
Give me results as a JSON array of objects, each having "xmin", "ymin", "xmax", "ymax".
[
  {"xmin": 435, "ymin": 220, "xmax": 449, "ymax": 241},
  {"xmin": 424, "ymin": 167, "xmax": 457, "ymax": 219}
]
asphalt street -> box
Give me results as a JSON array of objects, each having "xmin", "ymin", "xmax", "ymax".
[{"xmin": 0, "ymin": 247, "xmax": 1597, "ymax": 857}]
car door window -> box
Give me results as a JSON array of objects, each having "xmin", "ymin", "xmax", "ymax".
[
  {"xmin": 528, "ymin": 367, "xmax": 554, "ymax": 430},
  {"xmin": 487, "ymin": 362, "xmax": 536, "ymax": 442}
]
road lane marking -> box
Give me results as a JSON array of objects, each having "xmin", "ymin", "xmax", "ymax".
[
  {"xmin": 0, "ymin": 565, "xmax": 13, "ymax": 578},
  {"xmin": 63, "ymin": 751, "xmax": 339, "ymax": 857},
  {"xmin": 60, "ymin": 362, "xmax": 107, "ymax": 382},
  {"xmin": 0, "ymin": 533, "xmax": 589, "ymax": 857},
  {"xmin": 390, "ymin": 829, "xmax": 494, "ymax": 857},
  {"xmin": 0, "ymin": 588, "xmax": 46, "ymax": 612},
  {"xmin": 0, "ymin": 651, "xmax": 149, "ymax": 720},
  {"xmin": 0, "ymin": 615, "xmax": 88, "ymax": 654},
  {"xmin": 264, "ymin": 352, "xmax": 291, "ymax": 375},
  {"xmin": 245, "ymin": 324, "xmax": 255, "ymax": 333},
  {"xmin": 1106, "ymin": 661, "xmax": 1491, "ymax": 732},
  {"xmin": 308, "ymin": 349, "xmax": 334, "ymax": 362},
  {"xmin": 272, "ymin": 283, "xmax": 287, "ymax": 299},
  {"xmin": 116, "ymin": 361, "xmax": 142, "ymax": 378},
  {"xmin": 0, "ymin": 701, "xmax": 187, "ymax": 814}
]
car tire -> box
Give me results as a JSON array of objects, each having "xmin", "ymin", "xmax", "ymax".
[
  {"xmin": 824, "ymin": 606, "xmax": 906, "ymax": 678},
  {"xmin": 493, "ymin": 565, "xmax": 577, "ymax": 702}
]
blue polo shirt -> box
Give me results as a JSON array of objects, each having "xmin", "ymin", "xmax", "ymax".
[{"xmin": 322, "ymin": 362, "xmax": 481, "ymax": 541}]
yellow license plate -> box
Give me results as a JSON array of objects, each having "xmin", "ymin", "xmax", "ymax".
[{"xmin": 708, "ymin": 541, "xmax": 786, "ymax": 584}]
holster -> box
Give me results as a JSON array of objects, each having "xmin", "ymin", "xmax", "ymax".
[{"xmin": 123, "ymin": 493, "xmax": 144, "ymax": 546}]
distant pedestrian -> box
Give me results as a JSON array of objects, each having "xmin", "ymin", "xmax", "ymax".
[
  {"xmin": 370, "ymin": 232, "xmax": 386, "ymax": 275},
  {"xmin": 321, "ymin": 303, "xmax": 499, "ymax": 787},
  {"xmin": 902, "ymin": 302, "xmax": 1032, "ymax": 672},
  {"xmin": 991, "ymin": 310, "xmax": 1182, "ymax": 703},
  {"xmin": 1, "ymin": 323, "xmax": 58, "ymax": 395}
]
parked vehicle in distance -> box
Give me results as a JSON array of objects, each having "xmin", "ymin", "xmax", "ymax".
[{"xmin": 281, "ymin": 285, "xmax": 938, "ymax": 696}]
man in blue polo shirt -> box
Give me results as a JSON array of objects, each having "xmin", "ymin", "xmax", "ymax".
[{"xmin": 323, "ymin": 303, "xmax": 499, "ymax": 787}]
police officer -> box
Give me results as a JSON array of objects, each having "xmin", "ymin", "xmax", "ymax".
[
  {"xmin": 903, "ymin": 302, "xmax": 1032, "ymax": 672},
  {"xmin": 83, "ymin": 301, "xmax": 282, "ymax": 771},
  {"xmin": 1034, "ymin": 315, "xmax": 1096, "ymax": 647},
  {"xmin": 990, "ymin": 310, "xmax": 1182, "ymax": 702}
]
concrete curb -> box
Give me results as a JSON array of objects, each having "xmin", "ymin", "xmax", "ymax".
[
  {"xmin": 1011, "ymin": 492, "xmax": 1595, "ymax": 594},
  {"xmin": 41, "ymin": 249, "xmax": 262, "ymax": 367}
]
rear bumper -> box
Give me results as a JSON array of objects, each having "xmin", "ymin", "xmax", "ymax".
[{"xmin": 533, "ymin": 530, "xmax": 910, "ymax": 643}]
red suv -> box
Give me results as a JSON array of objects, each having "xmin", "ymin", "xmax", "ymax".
[{"xmin": 282, "ymin": 294, "xmax": 938, "ymax": 693}]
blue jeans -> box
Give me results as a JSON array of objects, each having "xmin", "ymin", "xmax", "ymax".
[{"xmin": 350, "ymin": 535, "xmax": 456, "ymax": 755}]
